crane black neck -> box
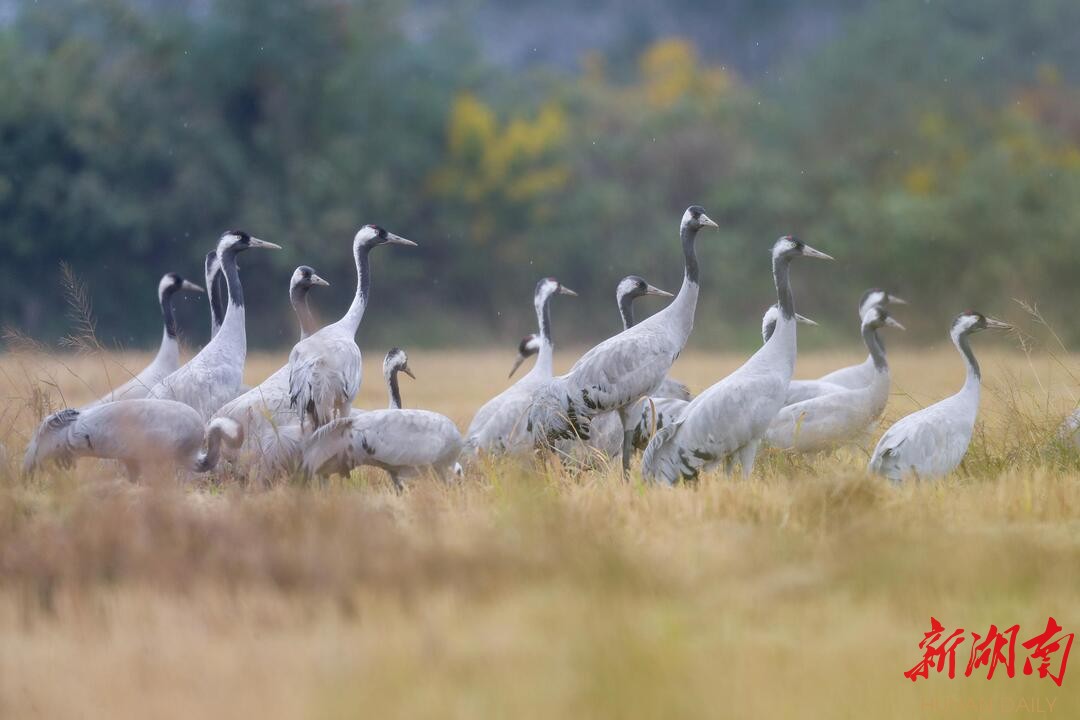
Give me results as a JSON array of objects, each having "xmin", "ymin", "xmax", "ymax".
[
  {"xmin": 290, "ymin": 284, "xmax": 317, "ymax": 338},
  {"xmin": 773, "ymin": 254, "xmax": 795, "ymax": 320},
  {"xmin": 345, "ymin": 242, "xmax": 373, "ymax": 328},
  {"xmin": 388, "ymin": 369, "xmax": 403, "ymax": 409},
  {"xmin": 863, "ymin": 323, "xmax": 887, "ymax": 371},
  {"xmin": 618, "ymin": 292, "xmax": 636, "ymax": 330},
  {"xmin": 219, "ymin": 247, "xmax": 244, "ymax": 309},
  {"xmin": 956, "ymin": 332, "xmax": 980, "ymax": 381},
  {"xmin": 160, "ymin": 286, "xmax": 179, "ymax": 339},
  {"xmin": 210, "ymin": 272, "xmax": 227, "ymax": 328},
  {"xmin": 681, "ymin": 224, "xmax": 701, "ymax": 285},
  {"xmin": 538, "ymin": 291, "xmax": 554, "ymax": 346}
]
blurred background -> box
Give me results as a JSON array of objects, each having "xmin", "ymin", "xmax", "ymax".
[{"xmin": 3, "ymin": 0, "xmax": 1080, "ymax": 351}]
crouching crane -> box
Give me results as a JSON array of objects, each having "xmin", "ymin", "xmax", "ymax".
[
  {"xmin": 302, "ymin": 348, "xmax": 463, "ymax": 489},
  {"xmin": 23, "ymin": 400, "xmax": 243, "ymax": 481}
]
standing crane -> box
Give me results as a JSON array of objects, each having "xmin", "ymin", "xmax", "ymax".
[
  {"xmin": 766, "ymin": 305, "xmax": 904, "ymax": 452},
  {"xmin": 785, "ymin": 289, "xmax": 907, "ymax": 404},
  {"xmin": 466, "ymin": 278, "xmax": 577, "ymax": 455},
  {"xmin": 528, "ymin": 206, "xmax": 719, "ymax": 473},
  {"xmin": 149, "ymin": 231, "xmax": 280, "ymax": 420},
  {"xmin": 288, "ymin": 225, "xmax": 416, "ymax": 430},
  {"xmin": 642, "ymin": 236, "xmax": 833, "ymax": 483},
  {"xmin": 89, "ymin": 273, "xmax": 204, "ymax": 406},
  {"xmin": 628, "ymin": 304, "xmax": 816, "ymax": 452},
  {"xmin": 213, "ymin": 266, "xmax": 330, "ymax": 470},
  {"xmin": 869, "ymin": 311, "xmax": 1010, "ymax": 481}
]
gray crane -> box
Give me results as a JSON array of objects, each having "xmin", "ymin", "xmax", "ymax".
[
  {"xmin": 288, "ymin": 225, "xmax": 416, "ymax": 430},
  {"xmin": 629, "ymin": 304, "xmax": 816, "ymax": 452},
  {"xmin": 642, "ymin": 236, "xmax": 833, "ymax": 483},
  {"xmin": 466, "ymin": 278, "xmax": 576, "ymax": 455},
  {"xmin": 23, "ymin": 400, "xmax": 243, "ymax": 481},
  {"xmin": 213, "ymin": 266, "xmax": 330, "ymax": 469},
  {"xmin": 528, "ymin": 206, "xmax": 719, "ymax": 473},
  {"xmin": 89, "ymin": 273, "xmax": 204, "ymax": 406},
  {"xmin": 302, "ymin": 348, "xmax": 463, "ymax": 489},
  {"xmin": 869, "ymin": 311, "xmax": 1009, "ymax": 481},
  {"xmin": 766, "ymin": 306, "xmax": 904, "ymax": 453},
  {"xmin": 149, "ymin": 231, "xmax": 280, "ymax": 420},
  {"xmin": 785, "ymin": 289, "xmax": 907, "ymax": 404}
]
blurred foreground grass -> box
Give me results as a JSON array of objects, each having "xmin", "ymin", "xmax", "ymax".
[{"xmin": 1, "ymin": 348, "xmax": 1080, "ymax": 719}]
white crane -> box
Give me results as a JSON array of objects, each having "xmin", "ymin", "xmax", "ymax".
[
  {"xmin": 628, "ymin": 304, "xmax": 816, "ymax": 452},
  {"xmin": 766, "ymin": 305, "xmax": 904, "ymax": 453},
  {"xmin": 528, "ymin": 206, "xmax": 719, "ymax": 473},
  {"xmin": 213, "ymin": 266, "xmax": 330, "ymax": 469},
  {"xmin": 288, "ymin": 225, "xmax": 416, "ymax": 430},
  {"xmin": 22, "ymin": 400, "xmax": 243, "ymax": 481},
  {"xmin": 302, "ymin": 348, "xmax": 464, "ymax": 489},
  {"xmin": 785, "ymin": 289, "xmax": 907, "ymax": 404},
  {"xmin": 89, "ymin": 273, "xmax": 204, "ymax": 406},
  {"xmin": 149, "ymin": 231, "xmax": 281, "ymax": 420},
  {"xmin": 868, "ymin": 311, "xmax": 1010, "ymax": 481},
  {"xmin": 466, "ymin": 277, "xmax": 577, "ymax": 455},
  {"xmin": 642, "ymin": 236, "xmax": 833, "ymax": 483}
]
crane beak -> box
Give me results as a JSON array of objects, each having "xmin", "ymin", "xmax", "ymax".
[
  {"xmin": 386, "ymin": 233, "xmax": 418, "ymax": 247},
  {"xmin": 248, "ymin": 237, "xmax": 282, "ymax": 250},
  {"xmin": 800, "ymin": 244, "xmax": 834, "ymax": 261},
  {"xmin": 889, "ymin": 295, "xmax": 909, "ymax": 305},
  {"xmin": 645, "ymin": 283, "xmax": 674, "ymax": 298},
  {"xmin": 699, "ymin": 213, "xmax": 719, "ymax": 229},
  {"xmin": 794, "ymin": 313, "xmax": 818, "ymax": 326},
  {"xmin": 509, "ymin": 354, "xmax": 527, "ymax": 378},
  {"xmin": 885, "ymin": 316, "xmax": 906, "ymax": 331},
  {"xmin": 985, "ymin": 317, "xmax": 1012, "ymax": 331},
  {"xmin": 401, "ymin": 365, "xmax": 416, "ymax": 380},
  {"xmin": 181, "ymin": 280, "xmax": 205, "ymax": 293},
  {"xmin": 310, "ymin": 274, "xmax": 330, "ymax": 287},
  {"xmin": 558, "ymin": 286, "xmax": 578, "ymax": 297}
]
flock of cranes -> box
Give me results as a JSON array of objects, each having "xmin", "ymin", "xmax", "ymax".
[{"xmin": 22, "ymin": 206, "xmax": 1026, "ymax": 488}]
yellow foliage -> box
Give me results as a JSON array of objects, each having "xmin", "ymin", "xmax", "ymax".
[
  {"xmin": 918, "ymin": 111, "xmax": 947, "ymax": 140},
  {"xmin": 447, "ymin": 93, "xmax": 497, "ymax": 158},
  {"xmin": 1062, "ymin": 146, "xmax": 1080, "ymax": 170},
  {"xmin": 430, "ymin": 93, "xmax": 570, "ymax": 244},
  {"xmin": 903, "ymin": 165, "xmax": 936, "ymax": 195},
  {"xmin": 641, "ymin": 38, "xmax": 697, "ymax": 109},
  {"xmin": 582, "ymin": 51, "xmax": 606, "ymax": 86},
  {"xmin": 703, "ymin": 67, "xmax": 734, "ymax": 97},
  {"xmin": 1037, "ymin": 63, "xmax": 1062, "ymax": 87}
]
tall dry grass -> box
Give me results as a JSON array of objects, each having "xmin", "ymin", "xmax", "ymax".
[{"xmin": 1, "ymin": 341, "xmax": 1080, "ymax": 719}]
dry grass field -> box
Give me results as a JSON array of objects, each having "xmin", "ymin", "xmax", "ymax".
[{"xmin": 2, "ymin": 343, "xmax": 1080, "ymax": 719}]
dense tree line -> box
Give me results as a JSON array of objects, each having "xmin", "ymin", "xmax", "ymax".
[{"xmin": 3, "ymin": 0, "xmax": 1080, "ymax": 350}]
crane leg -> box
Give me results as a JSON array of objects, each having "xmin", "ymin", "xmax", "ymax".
[
  {"xmin": 618, "ymin": 406, "xmax": 634, "ymax": 479},
  {"xmin": 736, "ymin": 439, "xmax": 760, "ymax": 479},
  {"xmin": 388, "ymin": 472, "xmax": 405, "ymax": 494},
  {"xmin": 123, "ymin": 460, "xmax": 141, "ymax": 483}
]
